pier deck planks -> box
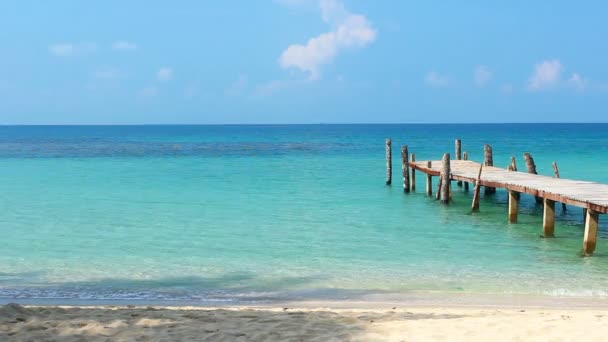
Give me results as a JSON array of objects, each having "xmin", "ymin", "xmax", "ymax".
[{"xmin": 410, "ymin": 160, "xmax": 608, "ymax": 214}]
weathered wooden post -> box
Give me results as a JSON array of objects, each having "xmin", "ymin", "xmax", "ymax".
[
  {"xmin": 507, "ymin": 161, "xmax": 519, "ymax": 221},
  {"xmin": 471, "ymin": 165, "xmax": 483, "ymax": 212},
  {"xmin": 524, "ymin": 152, "xmax": 543, "ymax": 204},
  {"xmin": 508, "ymin": 190, "xmax": 519, "ymax": 223},
  {"xmin": 583, "ymin": 210, "xmax": 599, "ymax": 254},
  {"xmin": 552, "ymin": 162, "xmax": 567, "ymax": 212},
  {"xmin": 440, "ymin": 153, "xmax": 451, "ymax": 204},
  {"xmin": 463, "ymin": 152, "xmax": 469, "ymax": 191},
  {"xmin": 507, "ymin": 159, "xmax": 520, "ymax": 200},
  {"xmin": 385, "ymin": 139, "xmax": 392, "ymax": 185},
  {"xmin": 543, "ymin": 199, "xmax": 555, "ymax": 237},
  {"xmin": 435, "ymin": 176, "xmax": 442, "ymax": 200},
  {"xmin": 401, "ymin": 145, "xmax": 410, "ymax": 193},
  {"xmin": 484, "ymin": 144, "xmax": 495, "ymax": 194},
  {"xmin": 410, "ymin": 153, "xmax": 416, "ymax": 191},
  {"xmin": 455, "ymin": 139, "xmax": 462, "ymax": 187},
  {"xmin": 426, "ymin": 161, "xmax": 432, "ymax": 196}
]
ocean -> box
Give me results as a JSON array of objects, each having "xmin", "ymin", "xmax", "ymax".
[{"xmin": 1, "ymin": 124, "xmax": 608, "ymax": 305}]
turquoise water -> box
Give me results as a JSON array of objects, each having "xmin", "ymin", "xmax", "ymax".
[{"xmin": 1, "ymin": 124, "xmax": 608, "ymax": 304}]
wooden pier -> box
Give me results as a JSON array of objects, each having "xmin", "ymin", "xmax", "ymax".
[{"xmin": 386, "ymin": 139, "xmax": 607, "ymax": 255}]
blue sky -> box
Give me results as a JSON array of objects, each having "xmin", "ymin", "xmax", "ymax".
[{"xmin": 1, "ymin": 0, "xmax": 607, "ymax": 124}]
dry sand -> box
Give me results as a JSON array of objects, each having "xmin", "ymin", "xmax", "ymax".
[{"xmin": 2, "ymin": 302, "xmax": 608, "ymax": 341}]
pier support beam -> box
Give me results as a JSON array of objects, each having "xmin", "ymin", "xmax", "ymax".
[
  {"xmin": 440, "ymin": 153, "xmax": 451, "ymax": 204},
  {"xmin": 508, "ymin": 190, "xmax": 519, "ymax": 223},
  {"xmin": 463, "ymin": 152, "xmax": 469, "ymax": 191},
  {"xmin": 583, "ymin": 210, "xmax": 599, "ymax": 255},
  {"xmin": 471, "ymin": 165, "xmax": 483, "ymax": 212},
  {"xmin": 484, "ymin": 144, "xmax": 495, "ymax": 194},
  {"xmin": 543, "ymin": 199, "xmax": 555, "ymax": 237},
  {"xmin": 524, "ymin": 153, "xmax": 543, "ymax": 204},
  {"xmin": 425, "ymin": 161, "xmax": 432, "ymax": 196},
  {"xmin": 385, "ymin": 139, "xmax": 392, "ymax": 185},
  {"xmin": 410, "ymin": 153, "xmax": 416, "ymax": 191},
  {"xmin": 455, "ymin": 139, "xmax": 462, "ymax": 187},
  {"xmin": 401, "ymin": 146, "xmax": 410, "ymax": 193}
]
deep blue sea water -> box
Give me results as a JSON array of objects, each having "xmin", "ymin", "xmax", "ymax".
[{"xmin": 1, "ymin": 124, "xmax": 608, "ymax": 305}]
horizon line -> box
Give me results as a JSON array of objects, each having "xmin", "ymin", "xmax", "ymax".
[{"xmin": 2, "ymin": 122, "xmax": 608, "ymax": 126}]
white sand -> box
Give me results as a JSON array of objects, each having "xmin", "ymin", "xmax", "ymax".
[{"xmin": 2, "ymin": 302, "xmax": 608, "ymax": 341}]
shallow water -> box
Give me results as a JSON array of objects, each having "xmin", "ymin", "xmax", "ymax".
[{"xmin": 1, "ymin": 124, "xmax": 608, "ymax": 304}]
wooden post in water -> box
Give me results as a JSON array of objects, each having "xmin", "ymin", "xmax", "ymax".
[
  {"xmin": 471, "ymin": 165, "xmax": 483, "ymax": 212},
  {"xmin": 435, "ymin": 176, "xmax": 442, "ymax": 200},
  {"xmin": 425, "ymin": 161, "xmax": 433, "ymax": 196},
  {"xmin": 510, "ymin": 156, "xmax": 518, "ymax": 171},
  {"xmin": 508, "ymin": 190, "xmax": 519, "ymax": 223},
  {"xmin": 455, "ymin": 139, "xmax": 462, "ymax": 187},
  {"xmin": 507, "ymin": 160, "xmax": 520, "ymax": 200},
  {"xmin": 401, "ymin": 146, "xmax": 410, "ymax": 193},
  {"xmin": 484, "ymin": 144, "xmax": 495, "ymax": 194},
  {"xmin": 543, "ymin": 198, "xmax": 556, "ymax": 237},
  {"xmin": 523, "ymin": 152, "xmax": 543, "ymax": 204},
  {"xmin": 410, "ymin": 153, "xmax": 416, "ymax": 191},
  {"xmin": 552, "ymin": 162, "xmax": 567, "ymax": 212},
  {"xmin": 583, "ymin": 210, "xmax": 599, "ymax": 254},
  {"xmin": 440, "ymin": 153, "xmax": 451, "ymax": 204},
  {"xmin": 463, "ymin": 152, "xmax": 469, "ymax": 192},
  {"xmin": 440, "ymin": 153, "xmax": 450, "ymax": 203},
  {"xmin": 385, "ymin": 139, "xmax": 392, "ymax": 185}
]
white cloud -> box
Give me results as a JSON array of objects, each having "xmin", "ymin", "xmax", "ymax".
[
  {"xmin": 568, "ymin": 73, "xmax": 588, "ymax": 91},
  {"xmin": 278, "ymin": 0, "xmax": 376, "ymax": 80},
  {"xmin": 474, "ymin": 65, "xmax": 492, "ymax": 86},
  {"xmin": 112, "ymin": 41, "xmax": 138, "ymax": 51},
  {"xmin": 528, "ymin": 59, "xmax": 562, "ymax": 91},
  {"xmin": 156, "ymin": 67, "xmax": 173, "ymax": 81},
  {"xmin": 138, "ymin": 86, "xmax": 158, "ymax": 97},
  {"xmin": 425, "ymin": 71, "xmax": 449, "ymax": 87}
]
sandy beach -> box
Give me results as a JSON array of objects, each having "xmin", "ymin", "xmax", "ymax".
[{"xmin": 2, "ymin": 302, "xmax": 608, "ymax": 341}]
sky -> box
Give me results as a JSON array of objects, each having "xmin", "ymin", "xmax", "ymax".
[{"xmin": 1, "ymin": 0, "xmax": 607, "ymax": 124}]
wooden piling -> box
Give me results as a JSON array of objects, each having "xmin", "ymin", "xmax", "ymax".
[
  {"xmin": 440, "ymin": 153, "xmax": 451, "ymax": 204},
  {"xmin": 471, "ymin": 164, "xmax": 483, "ymax": 212},
  {"xmin": 523, "ymin": 152, "xmax": 543, "ymax": 204},
  {"xmin": 552, "ymin": 162, "xmax": 567, "ymax": 212},
  {"xmin": 543, "ymin": 198, "xmax": 555, "ymax": 237},
  {"xmin": 583, "ymin": 210, "xmax": 599, "ymax": 254},
  {"xmin": 401, "ymin": 146, "xmax": 410, "ymax": 193},
  {"xmin": 385, "ymin": 139, "xmax": 392, "ymax": 185},
  {"xmin": 455, "ymin": 139, "xmax": 462, "ymax": 187},
  {"xmin": 507, "ymin": 157, "xmax": 521, "ymax": 223},
  {"xmin": 484, "ymin": 144, "xmax": 495, "ymax": 194},
  {"xmin": 510, "ymin": 156, "xmax": 517, "ymax": 172},
  {"xmin": 507, "ymin": 161, "xmax": 520, "ymax": 200},
  {"xmin": 463, "ymin": 152, "xmax": 469, "ymax": 191},
  {"xmin": 410, "ymin": 153, "xmax": 416, "ymax": 191},
  {"xmin": 508, "ymin": 191, "xmax": 519, "ymax": 223},
  {"xmin": 426, "ymin": 161, "xmax": 432, "ymax": 196},
  {"xmin": 435, "ymin": 175, "xmax": 442, "ymax": 200}
]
